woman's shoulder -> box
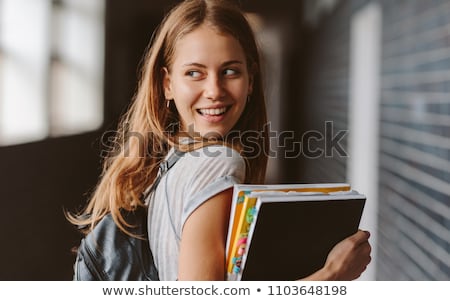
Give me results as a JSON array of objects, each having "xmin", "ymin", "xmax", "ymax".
[
  {"xmin": 177, "ymin": 144, "xmax": 245, "ymax": 178},
  {"xmin": 186, "ymin": 144, "xmax": 243, "ymax": 161}
]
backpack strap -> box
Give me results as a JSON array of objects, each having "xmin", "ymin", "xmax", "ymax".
[
  {"xmin": 142, "ymin": 149, "xmax": 185, "ymax": 202},
  {"xmin": 159, "ymin": 149, "xmax": 185, "ymax": 174}
]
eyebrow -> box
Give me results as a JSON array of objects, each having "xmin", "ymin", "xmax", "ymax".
[{"xmin": 182, "ymin": 60, "xmax": 244, "ymax": 68}]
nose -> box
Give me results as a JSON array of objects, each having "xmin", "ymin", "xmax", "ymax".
[{"xmin": 203, "ymin": 74, "xmax": 225, "ymax": 100}]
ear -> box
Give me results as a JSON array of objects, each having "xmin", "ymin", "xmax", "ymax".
[
  {"xmin": 247, "ymin": 64, "xmax": 256, "ymax": 95},
  {"xmin": 248, "ymin": 73, "xmax": 254, "ymax": 95},
  {"xmin": 162, "ymin": 67, "xmax": 173, "ymax": 99}
]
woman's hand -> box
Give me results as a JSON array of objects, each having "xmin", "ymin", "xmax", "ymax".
[
  {"xmin": 302, "ymin": 230, "xmax": 372, "ymax": 281},
  {"xmin": 323, "ymin": 230, "xmax": 372, "ymax": 280}
]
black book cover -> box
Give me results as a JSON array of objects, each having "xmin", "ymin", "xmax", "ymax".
[{"xmin": 240, "ymin": 196, "xmax": 365, "ymax": 281}]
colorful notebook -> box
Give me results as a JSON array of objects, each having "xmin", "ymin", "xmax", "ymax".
[{"xmin": 225, "ymin": 183, "xmax": 364, "ymax": 281}]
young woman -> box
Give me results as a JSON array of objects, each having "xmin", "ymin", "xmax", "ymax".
[{"xmin": 69, "ymin": 0, "xmax": 371, "ymax": 281}]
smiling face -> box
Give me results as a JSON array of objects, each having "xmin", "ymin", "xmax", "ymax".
[{"xmin": 163, "ymin": 24, "xmax": 253, "ymax": 138}]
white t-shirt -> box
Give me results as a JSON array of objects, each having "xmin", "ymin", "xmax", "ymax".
[{"xmin": 147, "ymin": 145, "xmax": 245, "ymax": 280}]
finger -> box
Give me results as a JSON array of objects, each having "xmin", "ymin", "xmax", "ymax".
[
  {"xmin": 349, "ymin": 230, "xmax": 371, "ymax": 245},
  {"xmin": 358, "ymin": 229, "xmax": 371, "ymax": 238}
]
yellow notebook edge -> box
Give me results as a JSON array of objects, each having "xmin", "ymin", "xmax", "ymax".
[
  {"xmin": 226, "ymin": 195, "xmax": 257, "ymax": 274},
  {"xmin": 225, "ymin": 190, "xmax": 246, "ymax": 262}
]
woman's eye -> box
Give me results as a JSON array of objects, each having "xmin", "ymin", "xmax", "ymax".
[
  {"xmin": 223, "ymin": 68, "xmax": 239, "ymax": 76},
  {"xmin": 186, "ymin": 70, "xmax": 202, "ymax": 78}
]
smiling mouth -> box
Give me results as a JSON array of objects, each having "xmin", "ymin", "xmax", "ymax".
[{"xmin": 197, "ymin": 106, "xmax": 230, "ymax": 116}]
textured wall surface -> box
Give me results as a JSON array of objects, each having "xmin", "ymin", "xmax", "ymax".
[{"xmin": 298, "ymin": 0, "xmax": 450, "ymax": 280}]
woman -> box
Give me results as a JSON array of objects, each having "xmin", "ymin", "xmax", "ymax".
[{"xmin": 69, "ymin": 0, "xmax": 371, "ymax": 281}]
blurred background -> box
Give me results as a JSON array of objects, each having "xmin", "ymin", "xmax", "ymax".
[{"xmin": 0, "ymin": 0, "xmax": 449, "ymax": 280}]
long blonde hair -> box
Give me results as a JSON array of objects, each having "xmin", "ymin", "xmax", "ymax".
[{"xmin": 68, "ymin": 0, "xmax": 269, "ymax": 234}]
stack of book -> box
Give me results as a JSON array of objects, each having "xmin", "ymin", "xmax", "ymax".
[{"xmin": 225, "ymin": 183, "xmax": 366, "ymax": 281}]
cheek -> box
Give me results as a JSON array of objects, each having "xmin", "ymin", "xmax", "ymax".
[
  {"xmin": 172, "ymin": 84, "xmax": 199, "ymax": 120},
  {"xmin": 174, "ymin": 81, "xmax": 201, "ymax": 103},
  {"xmin": 231, "ymin": 81, "xmax": 250, "ymax": 103}
]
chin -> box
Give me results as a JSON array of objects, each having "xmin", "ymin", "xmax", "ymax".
[
  {"xmin": 200, "ymin": 131, "xmax": 226, "ymax": 140},
  {"xmin": 196, "ymin": 127, "xmax": 229, "ymax": 139}
]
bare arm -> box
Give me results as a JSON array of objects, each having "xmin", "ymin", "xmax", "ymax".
[{"xmin": 177, "ymin": 188, "xmax": 233, "ymax": 280}]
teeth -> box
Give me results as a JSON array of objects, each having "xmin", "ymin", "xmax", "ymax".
[{"xmin": 198, "ymin": 107, "xmax": 227, "ymax": 116}]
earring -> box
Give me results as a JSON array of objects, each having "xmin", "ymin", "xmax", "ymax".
[{"xmin": 166, "ymin": 99, "xmax": 171, "ymax": 108}]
